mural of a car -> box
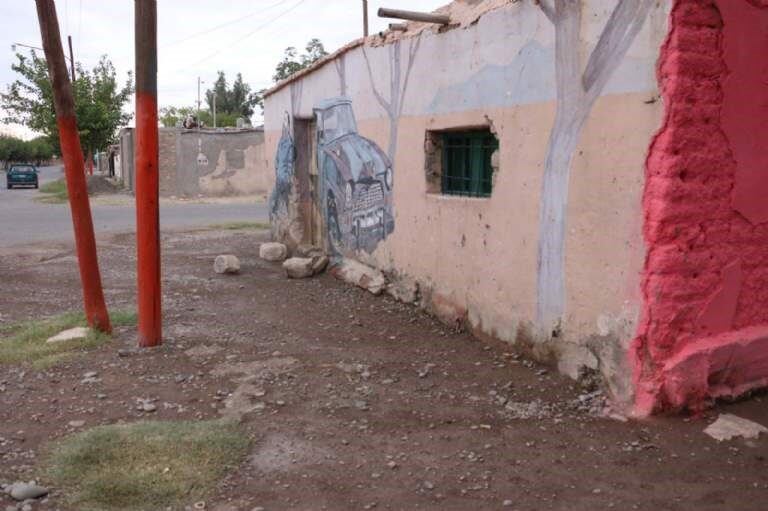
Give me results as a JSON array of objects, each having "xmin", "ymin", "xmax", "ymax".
[{"xmin": 314, "ymin": 97, "xmax": 394, "ymax": 255}]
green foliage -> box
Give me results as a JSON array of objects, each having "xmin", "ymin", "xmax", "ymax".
[
  {"xmin": 273, "ymin": 38, "xmax": 328, "ymax": 82},
  {"xmin": 0, "ymin": 134, "xmax": 54, "ymax": 167},
  {"xmin": 0, "ymin": 309, "xmax": 136, "ymax": 369},
  {"xmin": 205, "ymin": 71, "xmax": 261, "ymax": 122},
  {"xmin": 1, "ymin": 50, "xmax": 133, "ymax": 155},
  {"xmin": 45, "ymin": 420, "xmax": 250, "ymax": 510},
  {"xmin": 159, "ymin": 105, "xmax": 239, "ymax": 129}
]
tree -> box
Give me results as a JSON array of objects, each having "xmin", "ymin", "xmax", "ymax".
[
  {"xmin": 1, "ymin": 50, "xmax": 133, "ymax": 158},
  {"xmin": 203, "ymin": 71, "xmax": 261, "ymax": 122},
  {"xmin": 273, "ymin": 38, "xmax": 328, "ymax": 82},
  {"xmin": 28, "ymin": 136, "xmax": 53, "ymax": 165},
  {"xmin": 534, "ymin": 0, "xmax": 654, "ymax": 331}
]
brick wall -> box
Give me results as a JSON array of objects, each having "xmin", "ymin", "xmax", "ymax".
[{"xmin": 634, "ymin": 0, "xmax": 768, "ymax": 413}]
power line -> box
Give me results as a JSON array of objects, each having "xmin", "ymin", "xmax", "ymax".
[
  {"xmin": 161, "ymin": 0, "xmax": 292, "ymax": 48},
  {"xmin": 187, "ymin": 0, "xmax": 308, "ymax": 68}
]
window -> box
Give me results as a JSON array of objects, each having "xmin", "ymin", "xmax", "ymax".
[
  {"xmin": 425, "ymin": 128, "xmax": 498, "ymax": 197},
  {"xmin": 441, "ymin": 130, "xmax": 497, "ymax": 197}
]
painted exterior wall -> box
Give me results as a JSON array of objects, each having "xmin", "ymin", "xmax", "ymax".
[
  {"xmin": 265, "ymin": 0, "xmax": 668, "ymax": 408},
  {"xmin": 635, "ymin": 0, "xmax": 768, "ymax": 414},
  {"xmin": 119, "ymin": 127, "xmax": 269, "ymax": 198}
]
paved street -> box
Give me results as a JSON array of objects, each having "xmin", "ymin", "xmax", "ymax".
[{"xmin": 0, "ymin": 165, "xmax": 268, "ymax": 247}]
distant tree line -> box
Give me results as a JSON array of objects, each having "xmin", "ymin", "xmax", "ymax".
[{"xmin": 0, "ymin": 135, "xmax": 54, "ymax": 168}]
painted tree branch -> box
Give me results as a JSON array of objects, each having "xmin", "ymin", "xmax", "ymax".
[
  {"xmin": 535, "ymin": 0, "xmax": 556, "ymax": 22},
  {"xmin": 362, "ymin": 46, "xmax": 392, "ymax": 114},
  {"xmin": 363, "ymin": 38, "xmax": 422, "ymax": 160},
  {"xmin": 583, "ymin": 0, "xmax": 654, "ymax": 93}
]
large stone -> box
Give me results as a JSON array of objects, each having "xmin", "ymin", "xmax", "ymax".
[
  {"xmin": 311, "ymin": 255, "xmax": 329, "ymax": 275},
  {"xmin": 45, "ymin": 326, "xmax": 89, "ymax": 344},
  {"xmin": 259, "ymin": 242, "xmax": 288, "ymax": 262},
  {"xmin": 704, "ymin": 414, "xmax": 768, "ymax": 441},
  {"xmin": 8, "ymin": 483, "xmax": 48, "ymax": 501},
  {"xmin": 214, "ymin": 254, "xmax": 240, "ymax": 274},
  {"xmin": 331, "ymin": 259, "xmax": 386, "ymax": 295},
  {"xmin": 295, "ymin": 244, "xmax": 325, "ymax": 259},
  {"xmin": 283, "ymin": 257, "xmax": 314, "ymax": 279},
  {"xmin": 386, "ymin": 276, "xmax": 419, "ymax": 304}
]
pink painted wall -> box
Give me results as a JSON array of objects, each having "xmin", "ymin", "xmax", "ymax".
[{"xmin": 636, "ymin": 0, "xmax": 768, "ymax": 414}]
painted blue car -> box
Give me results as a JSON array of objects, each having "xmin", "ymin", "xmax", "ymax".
[
  {"xmin": 6, "ymin": 165, "xmax": 39, "ymax": 189},
  {"xmin": 314, "ymin": 97, "xmax": 394, "ymax": 255}
]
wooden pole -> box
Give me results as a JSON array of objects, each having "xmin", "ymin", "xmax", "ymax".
[
  {"xmin": 363, "ymin": 0, "xmax": 369, "ymax": 37},
  {"xmin": 135, "ymin": 0, "xmax": 161, "ymax": 347},
  {"xmin": 67, "ymin": 35, "xmax": 75, "ymax": 81},
  {"xmin": 377, "ymin": 7, "xmax": 450, "ymax": 24},
  {"xmin": 34, "ymin": 0, "xmax": 111, "ymax": 334}
]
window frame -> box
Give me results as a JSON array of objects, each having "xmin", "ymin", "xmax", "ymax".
[{"xmin": 439, "ymin": 129, "xmax": 497, "ymax": 198}]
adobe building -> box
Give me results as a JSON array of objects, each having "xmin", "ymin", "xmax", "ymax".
[{"xmin": 263, "ymin": 0, "xmax": 768, "ymax": 415}]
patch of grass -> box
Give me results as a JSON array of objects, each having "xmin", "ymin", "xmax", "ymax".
[
  {"xmin": 207, "ymin": 221, "xmax": 269, "ymax": 231},
  {"xmin": 0, "ymin": 310, "xmax": 137, "ymax": 369},
  {"xmin": 45, "ymin": 420, "xmax": 250, "ymax": 511},
  {"xmin": 37, "ymin": 178, "xmax": 69, "ymax": 204}
]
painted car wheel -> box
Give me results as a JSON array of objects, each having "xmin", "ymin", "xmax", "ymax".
[{"xmin": 327, "ymin": 199, "xmax": 342, "ymax": 251}]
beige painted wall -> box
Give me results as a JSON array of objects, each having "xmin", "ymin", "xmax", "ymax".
[{"xmin": 263, "ymin": 0, "xmax": 668, "ymax": 389}]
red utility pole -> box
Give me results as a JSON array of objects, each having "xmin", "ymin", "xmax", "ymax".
[
  {"xmin": 34, "ymin": 0, "xmax": 111, "ymax": 333},
  {"xmin": 135, "ymin": 0, "xmax": 161, "ymax": 347}
]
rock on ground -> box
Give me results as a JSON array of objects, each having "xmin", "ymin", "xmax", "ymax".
[
  {"xmin": 259, "ymin": 242, "xmax": 288, "ymax": 262},
  {"xmin": 283, "ymin": 257, "xmax": 314, "ymax": 279},
  {"xmin": 295, "ymin": 244, "xmax": 325, "ymax": 258},
  {"xmin": 386, "ymin": 275, "xmax": 419, "ymax": 304},
  {"xmin": 311, "ymin": 255, "xmax": 329, "ymax": 275},
  {"xmin": 45, "ymin": 326, "xmax": 89, "ymax": 344},
  {"xmin": 214, "ymin": 254, "xmax": 241, "ymax": 274},
  {"xmin": 7, "ymin": 482, "xmax": 48, "ymax": 501},
  {"xmin": 331, "ymin": 259, "xmax": 386, "ymax": 295},
  {"xmin": 704, "ymin": 413, "xmax": 768, "ymax": 441}
]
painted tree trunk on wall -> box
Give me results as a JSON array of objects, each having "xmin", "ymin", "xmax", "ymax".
[
  {"xmin": 537, "ymin": 104, "xmax": 590, "ymax": 330},
  {"xmin": 535, "ymin": 0, "xmax": 654, "ymax": 331}
]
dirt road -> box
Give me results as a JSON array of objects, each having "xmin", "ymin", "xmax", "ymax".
[
  {"xmin": 0, "ymin": 165, "xmax": 267, "ymax": 246},
  {"xmin": 1, "ymin": 228, "xmax": 767, "ymax": 510}
]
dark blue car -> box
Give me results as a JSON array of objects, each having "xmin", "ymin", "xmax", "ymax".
[{"xmin": 6, "ymin": 165, "xmax": 38, "ymax": 189}]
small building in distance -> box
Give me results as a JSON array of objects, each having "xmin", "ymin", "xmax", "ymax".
[{"xmin": 119, "ymin": 126, "xmax": 269, "ymax": 198}]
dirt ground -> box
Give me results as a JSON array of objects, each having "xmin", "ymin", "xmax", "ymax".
[{"xmin": 1, "ymin": 227, "xmax": 768, "ymax": 511}]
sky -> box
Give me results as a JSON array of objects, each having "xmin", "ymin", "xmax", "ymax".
[{"xmin": 0, "ymin": 0, "xmax": 447, "ymax": 138}]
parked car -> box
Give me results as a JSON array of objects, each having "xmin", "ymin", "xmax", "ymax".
[
  {"xmin": 6, "ymin": 164, "xmax": 39, "ymax": 189},
  {"xmin": 314, "ymin": 97, "xmax": 394, "ymax": 254}
]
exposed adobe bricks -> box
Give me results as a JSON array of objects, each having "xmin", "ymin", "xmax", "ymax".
[{"xmin": 633, "ymin": 0, "xmax": 768, "ymax": 414}]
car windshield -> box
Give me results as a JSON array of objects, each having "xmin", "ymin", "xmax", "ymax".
[
  {"xmin": 320, "ymin": 104, "xmax": 356, "ymax": 142},
  {"xmin": 11, "ymin": 166, "xmax": 35, "ymax": 173}
]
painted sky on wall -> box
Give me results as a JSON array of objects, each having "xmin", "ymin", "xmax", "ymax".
[{"xmin": 0, "ymin": 0, "xmax": 446, "ymax": 138}]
